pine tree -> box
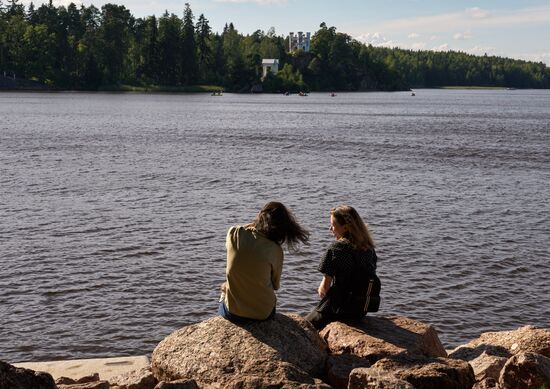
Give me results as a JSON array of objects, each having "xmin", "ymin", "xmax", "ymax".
[
  {"xmin": 195, "ymin": 13, "xmax": 211, "ymax": 82},
  {"xmin": 158, "ymin": 11, "xmax": 182, "ymax": 85},
  {"xmin": 180, "ymin": 2, "xmax": 197, "ymax": 85},
  {"xmin": 138, "ymin": 15, "xmax": 158, "ymax": 82}
]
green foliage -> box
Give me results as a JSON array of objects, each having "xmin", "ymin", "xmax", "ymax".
[
  {"xmin": 1, "ymin": 4, "xmax": 548, "ymax": 91},
  {"xmin": 262, "ymin": 63, "xmax": 306, "ymax": 93}
]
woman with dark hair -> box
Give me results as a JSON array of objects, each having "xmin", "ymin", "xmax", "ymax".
[
  {"xmin": 305, "ymin": 205, "xmax": 379, "ymax": 329},
  {"xmin": 219, "ymin": 202, "xmax": 309, "ymax": 323}
]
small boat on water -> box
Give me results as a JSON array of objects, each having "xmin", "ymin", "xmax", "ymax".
[
  {"xmin": 411, "ymin": 91, "xmax": 416, "ymax": 96},
  {"xmin": 211, "ymin": 90, "xmax": 223, "ymax": 96},
  {"xmin": 299, "ymin": 91, "xmax": 308, "ymax": 96}
]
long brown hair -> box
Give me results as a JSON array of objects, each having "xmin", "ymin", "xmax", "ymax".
[
  {"xmin": 250, "ymin": 201, "xmax": 309, "ymax": 251},
  {"xmin": 331, "ymin": 205, "xmax": 375, "ymax": 250}
]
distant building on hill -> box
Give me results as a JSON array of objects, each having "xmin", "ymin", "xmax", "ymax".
[
  {"xmin": 262, "ymin": 59, "xmax": 279, "ymax": 79},
  {"xmin": 289, "ymin": 32, "xmax": 311, "ymax": 52}
]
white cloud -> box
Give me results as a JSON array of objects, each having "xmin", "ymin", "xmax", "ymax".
[
  {"xmin": 539, "ymin": 53, "xmax": 550, "ymax": 65},
  {"xmin": 509, "ymin": 52, "xmax": 550, "ymax": 65},
  {"xmin": 363, "ymin": 5, "xmax": 550, "ymax": 33},
  {"xmin": 433, "ymin": 43, "xmax": 449, "ymax": 51},
  {"xmin": 465, "ymin": 7, "xmax": 489, "ymax": 19},
  {"xmin": 408, "ymin": 33, "xmax": 420, "ymax": 39},
  {"xmin": 355, "ymin": 32, "xmax": 400, "ymax": 48},
  {"xmin": 43, "ymin": 0, "xmax": 82, "ymax": 6},
  {"xmin": 453, "ymin": 32, "xmax": 473, "ymax": 40}
]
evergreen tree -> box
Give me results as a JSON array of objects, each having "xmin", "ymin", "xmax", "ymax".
[
  {"xmin": 180, "ymin": 2, "xmax": 197, "ymax": 85},
  {"xmin": 195, "ymin": 13, "xmax": 211, "ymax": 82},
  {"xmin": 6, "ymin": 0, "xmax": 24, "ymax": 17},
  {"xmin": 99, "ymin": 3, "xmax": 131, "ymax": 84},
  {"xmin": 66, "ymin": 3, "xmax": 83, "ymax": 38},
  {"xmin": 158, "ymin": 11, "xmax": 182, "ymax": 85},
  {"xmin": 26, "ymin": 2, "xmax": 37, "ymax": 24},
  {"xmin": 142, "ymin": 15, "xmax": 158, "ymax": 81}
]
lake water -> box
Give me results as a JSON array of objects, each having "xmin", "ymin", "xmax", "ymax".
[{"xmin": 1, "ymin": 90, "xmax": 549, "ymax": 363}]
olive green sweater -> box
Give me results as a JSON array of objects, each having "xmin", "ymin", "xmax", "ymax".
[{"xmin": 222, "ymin": 225, "xmax": 283, "ymax": 320}]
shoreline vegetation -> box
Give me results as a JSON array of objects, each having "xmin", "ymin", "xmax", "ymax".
[
  {"xmin": 1, "ymin": 3, "xmax": 549, "ymax": 94},
  {"xmin": 0, "ymin": 74, "xmax": 520, "ymax": 93}
]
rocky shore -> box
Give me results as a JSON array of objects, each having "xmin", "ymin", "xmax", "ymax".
[{"xmin": 2, "ymin": 314, "xmax": 549, "ymax": 389}]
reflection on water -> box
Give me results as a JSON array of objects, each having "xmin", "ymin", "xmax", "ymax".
[{"xmin": 1, "ymin": 90, "xmax": 549, "ymax": 362}]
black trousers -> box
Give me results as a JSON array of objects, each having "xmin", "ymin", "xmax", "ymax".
[
  {"xmin": 305, "ymin": 308, "xmax": 365, "ymax": 330},
  {"xmin": 304, "ymin": 309, "xmax": 334, "ymax": 330}
]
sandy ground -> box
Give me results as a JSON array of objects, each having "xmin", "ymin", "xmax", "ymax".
[{"xmin": 13, "ymin": 355, "xmax": 150, "ymax": 381}]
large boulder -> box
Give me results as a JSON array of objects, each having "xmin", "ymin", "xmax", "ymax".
[
  {"xmin": 498, "ymin": 352, "xmax": 550, "ymax": 389},
  {"xmin": 0, "ymin": 360, "xmax": 56, "ymax": 389},
  {"xmin": 366, "ymin": 356, "xmax": 475, "ymax": 389},
  {"xmin": 319, "ymin": 316, "xmax": 447, "ymax": 363},
  {"xmin": 151, "ymin": 314, "xmax": 327, "ymax": 387},
  {"xmin": 449, "ymin": 325, "xmax": 550, "ymax": 361}
]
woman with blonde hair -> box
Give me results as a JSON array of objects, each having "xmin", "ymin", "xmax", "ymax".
[{"xmin": 305, "ymin": 205, "xmax": 379, "ymax": 329}]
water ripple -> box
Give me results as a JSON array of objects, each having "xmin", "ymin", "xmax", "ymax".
[{"xmin": 1, "ymin": 90, "xmax": 549, "ymax": 362}]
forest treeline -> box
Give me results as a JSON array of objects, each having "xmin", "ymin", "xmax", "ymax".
[{"xmin": 1, "ymin": 0, "xmax": 549, "ymax": 91}]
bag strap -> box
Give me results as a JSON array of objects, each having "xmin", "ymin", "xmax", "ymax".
[{"xmin": 363, "ymin": 278, "xmax": 375, "ymax": 312}]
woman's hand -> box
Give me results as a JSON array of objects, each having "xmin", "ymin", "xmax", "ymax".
[{"xmin": 318, "ymin": 275, "xmax": 333, "ymax": 298}]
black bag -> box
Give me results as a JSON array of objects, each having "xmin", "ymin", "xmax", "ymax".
[
  {"xmin": 316, "ymin": 274, "xmax": 381, "ymax": 316},
  {"xmin": 363, "ymin": 275, "xmax": 381, "ymax": 313}
]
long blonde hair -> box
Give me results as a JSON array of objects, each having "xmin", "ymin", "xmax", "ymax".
[{"xmin": 331, "ymin": 205, "xmax": 375, "ymax": 250}]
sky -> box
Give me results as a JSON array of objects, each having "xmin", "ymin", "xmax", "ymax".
[{"xmin": 33, "ymin": 0, "xmax": 550, "ymax": 65}]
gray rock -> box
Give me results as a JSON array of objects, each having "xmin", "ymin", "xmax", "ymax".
[
  {"xmin": 498, "ymin": 352, "xmax": 550, "ymax": 389},
  {"xmin": 319, "ymin": 316, "xmax": 447, "ymax": 363},
  {"xmin": 0, "ymin": 360, "xmax": 56, "ymax": 389},
  {"xmin": 151, "ymin": 313, "xmax": 327, "ymax": 387}
]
